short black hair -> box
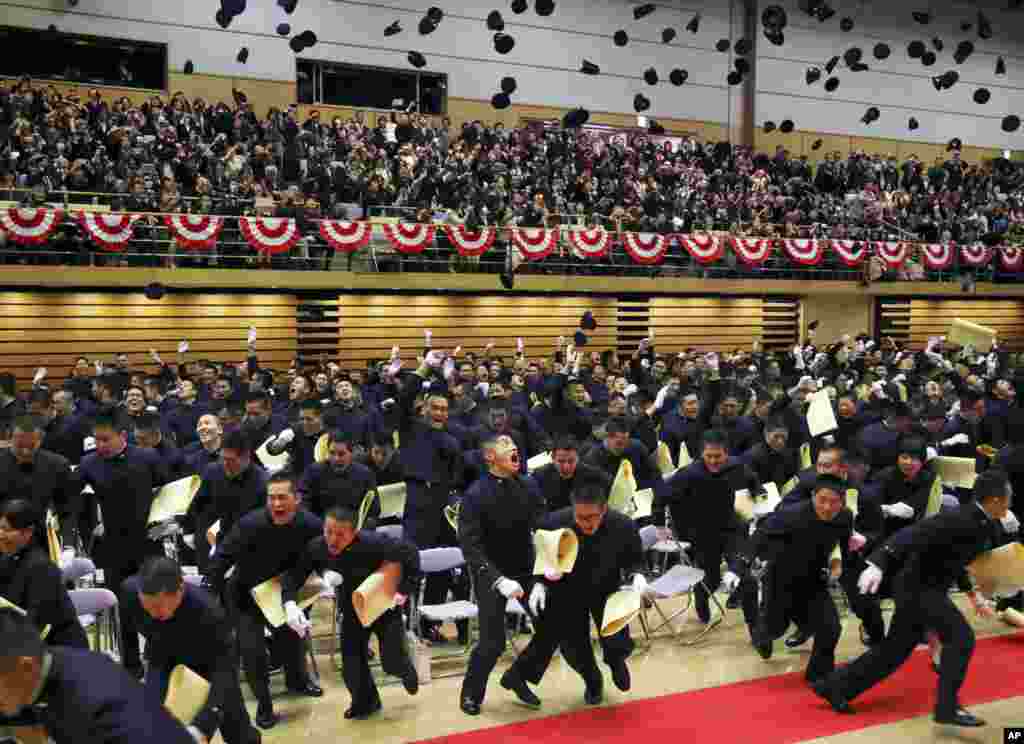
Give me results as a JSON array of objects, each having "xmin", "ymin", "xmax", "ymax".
[
  {"xmin": 328, "ymin": 429, "xmax": 354, "ymax": 448},
  {"xmin": 133, "ymin": 411, "xmax": 161, "ymax": 434},
  {"xmin": 0, "ymin": 499, "xmax": 41, "ymax": 530},
  {"xmin": 91, "ymin": 407, "xmax": 125, "ymax": 434},
  {"xmin": 369, "ymin": 432, "xmax": 395, "ymax": 450},
  {"xmin": 300, "ymin": 398, "xmax": 322, "ymax": 414},
  {"xmin": 0, "ymin": 373, "xmax": 16, "ymax": 397},
  {"xmin": 605, "ymin": 416, "xmax": 630, "ymax": 436},
  {"xmin": 325, "ymin": 505, "xmax": 357, "ymax": 525},
  {"xmin": 246, "ymin": 391, "xmax": 272, "ymax": 408},
  {"xmin": 764, "ymin": 417, "xmax": 789, "ymax": 433},
  {"xmin": 551, "ymin": 436, "xmax": 578, "ymax": 454},
  {"xmin": 27, "ymin": 388, "xmax": 51, "ymax": 407},
  {"xmin": 222, "ymin": 426, "xmax": 252, "ymax": 454},
  {"xmin": 137, "ymin": 556, "xmax": 183, "ymax": 595},
  {"xmin": 813, "ymin": 474, "xmax": 846, "ymax": 496},
  {"xmin": 701, "ymin": 429, "xmax": 730, "ymax": 450},
  {"xmin": 267, "ymin": 469, "xmax": 297, "ymax": 493},
  {"xmin": 974, "ymin": 469, "xmax": 1010, "ymax": 503},
  {"xmin": 571, "ymin": 479, "xmax": 610, "ymax": 506}
]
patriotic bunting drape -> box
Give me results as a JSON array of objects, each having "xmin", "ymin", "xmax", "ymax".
[
  {"xmin": 165, "ymin": 214, "xmax": 224, "ymax": 251},
  {"xmin": 5, "ymin": 208, "xmax": 1024, "ymax": 272}
]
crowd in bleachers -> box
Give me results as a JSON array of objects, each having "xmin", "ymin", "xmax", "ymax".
[{"xmin": 4, "ymin": 77, "xmax": 1024, "ymax": 273}]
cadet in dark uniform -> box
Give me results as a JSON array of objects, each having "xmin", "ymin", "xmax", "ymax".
[
  {"xmin": 205, "ymin": 471, "xmax": 323, "ymax": 730},
  {"xmin": 655, "ymin": 429, "xmax": 761, "ymax": 625},
  {"xmin": 529, "ymin": 437, "xmax": 610, "ymax": 514},
  {"xmin": 504, "ymin": 480, "xmax": 645, "ymax": 704},
  {"xmin": 181, "ymin": 414, "xmax": 223, "ymax": 476},
  {"xmin": 297, "ymin": 431, "xmax": 378, "ymax": 523},
  {"xmin": 584, "ymin": 417, "xmax": 661, "ymax": 497},
  {"xmin": 0, "ymin": 500, "xmax": 87, "ymax": 649},
  {"xmin": 0, "ymin": 415, "xmax": 81, "ymax": 549},
  {"xmin": 132, "ymin": 412, "xmax": 187, "ymax": 480},
  {"xmin": 741, "ymin": 418, "xmax": 801, "ymax": 490},
  {"xmin": 0, "ymin": 609, "xmax": 194, "ymax": 743},
  {"xmin": 122, "ymin": 556, "xmax": 260, "ymax": 744},
  {"xmin": 749, "ymin": 476, "xmax": 860, "ymax": 682},
  {"xmin": 78, "ymin": 409, "xmax": 170, "ymax": 677},
  {"xmin": 284, "ymin": 505, "xmax": 419, "ymax": 720},
  {"xmin": 458, "ymin": 434, "xmax": 545, "ymax": 715},
  {"xmin": 265, "ymin": 399, "xmax": 324, "ymax": 478},
  {"xmin": 811, "ymin": 469, "xmax": 1012, "ymax": 727}
]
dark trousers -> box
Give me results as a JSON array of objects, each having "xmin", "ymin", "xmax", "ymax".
[
  {"xmin": 827, "ymin": 578, "xmax": 975, "ymax": 716},
  {"xmin": 512, "ymin": 589, "xmax": 633, "ymax": 690},
  {"xmin": 461, "ymin": 577, "xmax": 534, "ymax": 704},
  {"xmin": 839, "ymin": 552, "xmax": 886, "ymax": 641},
  {"xmin": 404, "ymin": 486, "xmax": 469, "ymax": 634},
  {"xmin": 755, "ymin": 580, "xmax": 840, "ymax": 681},
  {"xmin": 340, "ymin": 605, "xmax": 413, "ymax": 711},
  {"xmin": 102, "ymin": 559, "xmax": 145, "ymax": 670},
  {"xmin": 144, "ymin": 663, "xmax": 259, "ymax": 744},
  {"xmin": 236, "ymin": 602, "xmax": 309, "ymax": 710}
]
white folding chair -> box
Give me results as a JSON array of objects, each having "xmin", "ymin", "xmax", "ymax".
[
  {"xmin": 61, "ymin": 556, "xmax": 96, "ymax": 587},
  {"xmin": 412, "ymin": 547, "xmax": 478, "ymax": 677},
  {"xmin": 375, "ymin": 524, "xmax": 404, "ymax": 541},
  {"xmin": 637, "ymin": 525, "xmax": 722, "ymax": 644},
  {"xmin": 70, "ymin": 588, "xmax": 121, "ymax": 659}
]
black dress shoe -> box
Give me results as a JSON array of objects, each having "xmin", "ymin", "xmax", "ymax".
[
  {"xmin": 609, "ymin": 660, "xmax": 631, "ymax": 692},
  {"xmin": 784, "ymin": 628, "xmax": 812, "ymax": 649},
  {"xmin": 254, "ymin": 706, "xmax": 278, "ymax": 729},
  {"xmin": 288, "ymin": 680, "xmax": 323, "ymax": 697},
  {"xmin": 859, "ymin": 625, "xmax": 882, "ymax": 647},
  {"xmin": 934, "ymin": 708, "xmax": 985, "ymax": 727},
  {"xmin": 726, "ymin": 589, "xmax": 742, "ymax": 609},
  {"xmin": 809, "ymin": 679, "xmax": 853, "ymax": 714},
  {"xmin": 500, "ymin": 668, "xmax": 542, "ymax": 708},
  {"xmin": 754, "ymin": 637, "xmax": 773, "ymax": 660},
  {"xmin": 584, "ymin": 684, "xmax": 604, "ymax": 705},
  {"xmin": 460, "ymin": 698, "xmax": 481, "ymax": 716},
  {"xmin": 344, "ymin": 700, "xmax": 382, "ymax": 720}
]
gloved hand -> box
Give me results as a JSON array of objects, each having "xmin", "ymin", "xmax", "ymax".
[
  {"xmin": 424, "ymin": 329, "xmax": 432, "ymax": 346},
  {"xmin": 285, "ymin": 601, "xmax": 310, "ymax": 637},
  {"xmin": 394, "ymin": 593, "xmax": 408, "ymax": 607},
  {"xmin": 442, "ymin": 356, "xmax": 456, "ymax": 381},
  {"xmin": 528, "ymin": 582, "xmax": 546, "ymax": 615},
  {"xmin": 517, "ymin": 337, "xmax": 524, "ymax": 354},
  {"xmin": 32, "ymin": 367, "xmax": 46, "ymax": 385},
  {"xmin": 655, "ymin": 527, "xmax": 672, "ymax": 542},
  {"xmin": 653, "ymin": 385, "xmax": 670, "ymax": 411},
  {"xmin": 968, "ymin": 590, "xmax": 995, "ymax": 618},
  {"xmin": 881, "ymin": 502, "xmax": 915, "ymax": 519},
  {"xmin": 1001, "ymin": 509, "xmax": 1020, "ymax": 534},
  {"xmin": 247, "ymin": 326, "xmax": 257, "ymax": 347},
  {"xmin": 425, "ymin": 349, "xmax": 445, "ymax": 369},
  {"xmin": 83, "ymin": 436, "xmax": 96, "ymax": 452},
  {"xmin": 926, "ymin": 446, "xmax": 938, "ymax": 462},
  {"xmin": 93, "ymin": 523, "xmax": 104, "ymax": 539},
  {"xmin": 495, "ymin": 577, "xmax": 524, "ymax": 599},
  {"xmin": 870, "ymin": 381, "xmax": 886, "ymax": 399},
  {"xmin": 631, "ymin": 573, "xmax": 648, "ymax": 595},
  {"xmin": 623, "ymin": 383, "xmax": 638, "ymax": 398},
  {"xmin": 178, "ymin": 340, "xmax": 189, "ymax": 354},
  {"xmin": 857, "ymin": 563, "xmax": 883, "ymax": 594},
  {"xmin": 186, "ymin": 725, "xmax": 208, "ymax": 744},
  {"xmin": 848, "ymin": 531, "xmax": 867, "ymax": 552},
  {"xmin": 942, "ymin": 433, "xmax": 970, "ymax": 447},
  {"xmin": 705, "ymin": 352, "xmax": 719, "ymax": 372},
  {"xmin": 275, "ymin": 428, "xmax": 295, "ymax": 446},
  {"xmin": 59, "ymin": 548, "xmax": 75, "ymax": 568},
  {"xmin": 390, "ymin": 345, "xmax": 400, "ymax": 361},
  {"xmin": 721, "ymin": 571, "xmax": 740, "ymax": 592},
  {"xmin": 322, "ymin": 570, "xmax": 343, "ymax": 589},
  {"xmin": 543, "ymin": 569, "xmax": 563, "ymax": 581},
  {"xmin": 386, "ymin": 359, "xmax": 402, "ymax": 377}
]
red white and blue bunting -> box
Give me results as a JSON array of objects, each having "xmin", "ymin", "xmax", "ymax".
[
  {"xmin": 512, "ymin": 227, "xmax": 559, "ymax": 261},
  {"xmin": 874, "ymin": 241, "xmax": 908, "ymax": 269},
  {"xmin": 381, "ymin": 223, "xmax": 436, "ymax": 254},
  {"xmin": 0, "ymin": 207, "xmax": 64, "ymax": 245},
  {"xmin": 732, "ymin": 237, "xmax": 772, "ymax": 266},
  {"xmin": 239, "ymin": 217, "xmax": 300, "ymax": 255},
  {"xmin": 1001, "ymin": 246, "xmax": 1024, "ymax": 272},
  {"xmin": 678, "ymin": 233, "xmax": 723, "ymax": 264},
  {"xmin": 319, "ymin": 220, "xmax": 372, "ymax": 253},
  {"xmin": 444, "ymin": 225, "xmax": 496, "ymax": 257},
  {"xmin": 165, "ymin": 214, "xmax": 224, "ymax": 251},
  {"xmin": 782, "ymin": 239, "xmax": 824, "ymax": 266},
  {"xmin": 622, "ymin": 232, "xmax": 668, "ymax": 264},
  {"xmin": 832, "ymin": 240, "xmax": 866, "ymax": 267},
  {"xmin": 959, "ymin": 243, "xmax": 992, "ymax": 268},
  {"xmin": 920, "ymin": 243, "xmax": 953, "ymax": 270},
  {"xmin": 76, "ymin": 211, "xmax": 140, "ymax": 252},
  {"xmin": 566, "ymin": 227, "xmax": 610, "ymax": 260}
]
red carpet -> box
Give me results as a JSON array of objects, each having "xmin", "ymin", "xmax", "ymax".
[{"xmin": 415, "ymin": 633, "xmax": 1024, "ymax": 744}]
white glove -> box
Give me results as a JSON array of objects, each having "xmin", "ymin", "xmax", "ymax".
[
  {"xmin": 882, "ymin": 502, "xmax": 915, "ymax": 519},
  {"xmin": 276, "ymin": 428, "xmax": 295, "ymax": 446},
  {"xmin": 424, "ymin": 350, "xmax": 445, "ymax": 369},
  {"xmin": 178, "ymin": 340, "xmax": 189, "ymax": 354},
  {"xmin": 323, "ymin": 570, "xmax": 343, "ymax": 589},
  {"xmin": 424, "ymin": 329, "xmax": 432, "ymax": 345},
  {"xmin": 386, "ymin": 359, "xmax": 402, "ymax": 377},
  {"xmin": 517, "ymin": 337, "xmax": 524, "ymax": 353},
  {"xmin": 824, "ymin": 434, "xmax": 836, "ymax": 445},
  {"xmin": 442, "ymin": 357, "xmax": 456, "ymax": 381},
  {"xmin": 83, "ymin": 436, "xmax": 96, "ymax": 452},
  {"xmin": 721, "ymin": 571, "xmax": 740, "ymax": 592},
  {"xmin": 857, "ymin": 563, "xmax": 883, "ymax": 594},
  {"xmin": 247, "ymin": 326, "xmax": 257, "ymax": 346},
  {"xmin": 94, "ymin": 361, "xmax": 103, "ymax": 376},
  {"xmin": 93, "ymin": 523, "xmax": 104, "ymax": 539},
  {"xmin": 543, "ymin": 568, "xmax": 563, "ymax": 581},
  {"xmin": 476, "ymin": 381, "xmax": 490, "ymax": 397},
  {"xmin": 640, "ymin": 358, "xmax": 650, "ymax": 370},
  {"xmin": 655, "ymin": 527, "xmax": 672, "ymax": 542},
  {"xmin": 653, "ymin": 385, "xmax": 669, "ymax": 411},
  {"xmin": 848, "ymin": 531, "xmax": 867, "ymax": 552},
  {"xmin": 59, "ymin": 548, "xmax": 75, "ymax": 568},
  {"xmin": 892, "ymin": 373, "xmax": 906, "ymax": 383},
  {"xmin": 631, "ymin": 573, "xmax": 648, "ymax": 595},
  {"xmin": 942, "ymin": 433, "xmax": 970, "ymax": 447},
  {"xmin": 380, "ymin": 398, "xmax": 396, "ymax": 410},
  {"xmin": 623, "ymin": 383, "xmax": 638, "ymax": 397},
  {"xmin": 926, "ymin": 446, "xmax": 938, "ymax": 462},
  {"xmin": 1001, "ymin": 510, "xmax": 1020, "ymax": 534},
  {"xmin": 705, "ymin": 352, "xmax": 719, "ymax": 371},
  {"xmin": 421, "ymin": 380, "xmax": 432, "ymax": 391},
  {"xmin": 495, "ymin": 577, "xmax": 524, "ymax": 599},
  {"xmin": 528, "ymin": 582, "xmax": 546, "ymax": 615},
  {"xmin": 792, "ymin": 344, "xmax": 802, "ymax": 357},
  {"xmin": 871, "ymin": 381, "xmax": 886, "ymax": 399},
  {"xmin": 32, "ymin": 367, "xmax": 46, "ymax": 384},
  {"xmin": 865, "ymin": 340, "xmax": 877, "ymax": 351},
  {"xmin": 186, "ymin": 726, "xmax": 208, "ymax": 744},
  {"xmin": 285, "ymin": 601, "xmax": 310, "ymax": 637}
]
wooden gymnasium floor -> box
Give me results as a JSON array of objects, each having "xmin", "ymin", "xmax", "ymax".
[{"xmin": 228, "ymin": 591, "xmax": 1024, "ymax": 744}]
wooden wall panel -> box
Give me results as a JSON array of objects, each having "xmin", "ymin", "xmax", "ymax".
[
  {"xmin": 0, "ymin": 292, "xmax": 299, "ymax": 389},
  {"xmin": 648, "ymin": 297, "xmax": 799, "ymax": 352},
  {"xmin": 336, "ymin": 295, "xmax": 618, "ymax": 368},
  {"xmin": 905, "ymin": 299, "xmax": 1024, "ymax": 351}
]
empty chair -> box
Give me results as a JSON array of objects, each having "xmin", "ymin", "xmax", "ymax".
[
  {"xmin": 69, "ymin": 588, "xmax": 122, "ymax": 659},
  {"xmin": 375, "ymin": 524, "xmax": 404, "ymax": 541},
  {"xmin": 61, "ymin": 556, "xmax": 96, "ymax": 587},
  {"xmin": 412, "ymin": 547, "xmax": 478, "ymax": 677}
]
